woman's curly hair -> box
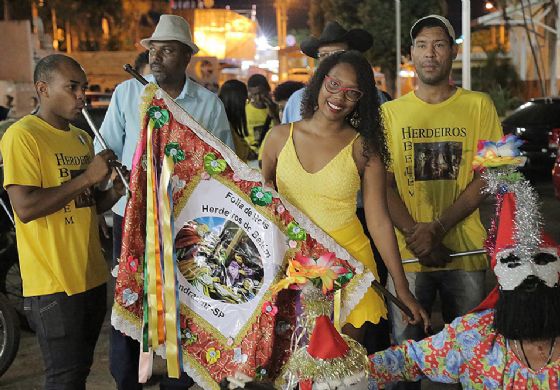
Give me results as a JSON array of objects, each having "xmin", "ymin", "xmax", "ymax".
[{"xmin": 300, "ymin": 50, "xmax": 389, "ymax": 167}]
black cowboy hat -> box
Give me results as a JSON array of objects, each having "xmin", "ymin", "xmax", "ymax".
[{"xmin": 300, "ymin": 21, "xmax": 373, "ymax": 59}]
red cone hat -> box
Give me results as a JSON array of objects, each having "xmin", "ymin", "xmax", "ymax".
[
  {"xmin": 307, "ymin": 315, "xmax": 349, "ymax": 359},
  {"xmin": 472, "ymin": 192, "xmax": 516, "ymax": 312},
  {"xmin": 492, "ymin": 192, "xmax": 517, "ymax": 269}
]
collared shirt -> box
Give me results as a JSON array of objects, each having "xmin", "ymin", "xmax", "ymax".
[
  {"xmin": 95, "ymin": 74, "xmax": 233, "ymax": 216},
  {"xmin": 281, "ymin": 88, "xmax": 305, "ymax": 124}
]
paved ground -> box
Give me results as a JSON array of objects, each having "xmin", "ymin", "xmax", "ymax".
[{"xmin": 1, "ymin": 179, "xmax": 558, "ymax": 390}]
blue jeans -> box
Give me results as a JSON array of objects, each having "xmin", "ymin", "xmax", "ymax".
[
  {"xmin": 110, "ymin": 213, "xmax": 193, "ymax": 390},
  {"xmin": 387, "ymin": 269, "xmax": 486, "ymax": 344},
  {"xmin": 24, "ymin": 283, "xmax": 107, "ymax": 390}
]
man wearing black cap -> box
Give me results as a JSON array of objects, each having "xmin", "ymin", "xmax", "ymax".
[
  {"xmin": 281, "ymin": 21, "xmax": 377, "ymax": 123},
  {"xmin": 383, "ymin": 15, "xmax": 503, "ymax": 372}
]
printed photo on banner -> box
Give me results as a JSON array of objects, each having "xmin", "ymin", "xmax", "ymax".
[
  {"xmin": 176, "ymin": 216, "xmax": 264, "ymax": 304},
  {"xmin": 174, "ymin": 178, "xmax": 288, "ymax": 339}
]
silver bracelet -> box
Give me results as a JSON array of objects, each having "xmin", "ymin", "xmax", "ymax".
[{"xmin": 435, "ymin": 217, "xmax": 447, "ymax": 233}]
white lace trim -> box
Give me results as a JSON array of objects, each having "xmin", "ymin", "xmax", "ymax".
[{"xmin": 158, "ymin": 90, "xmax": 262, "ymax": 183}]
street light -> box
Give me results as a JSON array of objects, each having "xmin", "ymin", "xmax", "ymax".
[{"xmin": 485, "ymin": 1, "xmax": 495, "ymax": 11}]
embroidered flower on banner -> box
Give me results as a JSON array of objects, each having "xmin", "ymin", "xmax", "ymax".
[
  {"xmin": 203, "ymin": 153, "xmax": 227, "ymax": 175},
  {"xmin": 182, "ymin": 329, "xmax": 198, "ymax": 345},
  {"xmin": 205, "ymin": 347, "xmax": 221, "ymax": 364},
  {"xmin": 122, "ymin": 288, "xmax": 138, "ymax": 307},
  {"xmin": 164, "ymin": 142, "xmax": 186, "ymax": 164},
  {"xmin": 261, "ymin": 301, "xmax": 278, "ymax": 317},
  {"xmin": 286, "ymin": 221, "xmax": 306, "ymax": 241},
  {"xmin": 255, "ymin": 366, "xmax": 268, "ymax": 380},
  {"xmin": 233, "ymin": 348, "xmax": 248, "ymax": 364},
  {"xmin": 148, "ymin": 106, "xmax": 170, "ymax": 129},
  {"xmin": 171, "ymin": 175, "xmax": 186, "ymax": 192},
  {"xmin": 125, "ymin": 255, "xmax": 139, "ymax": 273},
  {"xmin": 250, "ymin": 186, "xmax": 273, "ymax": 206}
]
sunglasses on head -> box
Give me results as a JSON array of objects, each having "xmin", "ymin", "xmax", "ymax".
[{"xmin": 323, "ymin": 75, "xmax": 363, "ymax": 102}]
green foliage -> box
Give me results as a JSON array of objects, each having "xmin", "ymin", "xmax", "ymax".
[
  {"xmin": 472, "ymin": 49, "xmax": 522, "ymax": 116},
  {"xmin": 37, "ymin": 0, "xmax": 123, "ymax": 51}
]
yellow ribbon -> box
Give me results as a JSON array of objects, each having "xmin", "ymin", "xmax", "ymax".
[
  {"xmin": 334, "ymin": 289, "xmax": 341, "ymax": 332},
  {"xmin": 159, "ymin": 154, "xmax": 180, "ymax": 378},
  {"xmin": 145, "ymin": 119, "xmax": 161, "ymax": 349}
]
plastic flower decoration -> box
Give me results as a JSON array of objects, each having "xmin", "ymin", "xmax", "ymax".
[
  {"xmin": 203, "ymin": 153, "xmax": 227, "ymax": 175},
  {"xmin": 122, "ymin": 288, "xmax": 139, "ymax": 307},
  {"xmin": 272, "ymin": 252, "xmax": 353, "ymax": 294},
  {"xmin": 250, "ymin": 186, "xmax": 273, "ymax": 206},
  {"xmin": 261, "ymin": 301, "xmax": 278, "ymax": 317},
  {"xmin": 472, "ymin": 134, "xmax": 526, "ymax": 170},
  {"xmin": 205, "ymin": 347, "xmax": 221, "ymax": 364},
  {"xmin": 182, "ymin": 329, "xmax": 198, "ymax": 345},
  {"xmin": 148, "ymin": 106, "xmax": 170, "ymax": 129},
  {"xmin": 286, "ymin": 221, "xmax": 306, "ymax": 241},
  {"xmin": 255, "ymin": 366, "xmax": 268, "ymax": 380},
  {"xmin": 164, "ymin": 142, "xmax": 186, "ymax": 163}
]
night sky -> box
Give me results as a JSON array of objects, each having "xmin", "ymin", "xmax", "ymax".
[{"xmin": 212, "ymin": 0, "xmax": 490, "ymax": 38}]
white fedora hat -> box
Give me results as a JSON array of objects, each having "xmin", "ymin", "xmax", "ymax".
[{"xmin": 140, "ymin": 14, "xmax": 199, "ymax": 54}]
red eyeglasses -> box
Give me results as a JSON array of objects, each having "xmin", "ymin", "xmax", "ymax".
[{"xmin": 323, "ymin": 75, "xmax": 363, "ymax": 102}]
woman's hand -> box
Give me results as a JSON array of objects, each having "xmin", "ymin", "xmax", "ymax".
[{"xmin": 396, "ymin": 289, "xmax": 431, "ymax": 335}]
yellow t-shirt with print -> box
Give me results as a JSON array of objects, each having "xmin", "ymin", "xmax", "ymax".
[
  {"xmin": 245, "ymin": 103, "xmax": 269, "ymax": 154},
  {"xmin": 1, "ymin": 115, "xmax": 108, "ymax": 296},
  {"xmin": 382, "ymin": 88, "xmax": 503, "ymax": 273}
]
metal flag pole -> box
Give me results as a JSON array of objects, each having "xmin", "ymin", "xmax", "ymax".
[
  {"xmin": 0, "ymin": 198, "xmax": 14, "ymax": 227},
  {"xmin": 371, "ymin": 279, "xmax": 414, "ymax": 319},
  {"xmin": 123, "ymin": 64, "xmax": 149, "ymax": 85},
  {"xmin": 401, "ymin": 249, "xmax": 487, "ymax": 264},
  {"xmin": 81, "ymin": 108, "xmax": 131, "ymax": 194}
]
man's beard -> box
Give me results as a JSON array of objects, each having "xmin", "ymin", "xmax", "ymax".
[
  {"xmin": 494, "ymin": 277, "xmax": 560, "ymax": 340},
  {"xmin": 415, "ymin": 62, "xmax": 452, "ymax": 86}
]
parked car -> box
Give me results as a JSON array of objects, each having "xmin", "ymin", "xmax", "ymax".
[{"xmin": 501, "ymin": 97, "xmax": 560, "ymax": 172}]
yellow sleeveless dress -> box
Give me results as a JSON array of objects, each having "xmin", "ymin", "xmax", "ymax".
[{"xmin": 276, "ymin": 123, "xmax": 387, "ymax": 327}]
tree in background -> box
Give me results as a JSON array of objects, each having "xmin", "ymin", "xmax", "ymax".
[
  {"xmin": 471, "ymin": 49, "xmax": 522, "ymax": 116},
  {"xmin": 308, "ymin": 0, "xmax": 443, "ymax": 94},
  {"xmin": 41, "ymin": 0, "xmax": 123, "ymax": 51}
]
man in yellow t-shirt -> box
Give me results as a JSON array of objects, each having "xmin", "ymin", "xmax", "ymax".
[
  {"xmin": 383, "ymin": 16, "xmax": 503, "ymax": 350},
  {"xmin": 1, "ymin": 54, "xmax": 126, "ymax": 388},
  {"xmin": 245, "ymin": 74, "xmax": 280, "ymax": 163}
]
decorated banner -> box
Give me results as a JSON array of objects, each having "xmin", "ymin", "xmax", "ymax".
[{"xmin": 111, "ymin": 83, "xmax": 374, "ymax": 389}]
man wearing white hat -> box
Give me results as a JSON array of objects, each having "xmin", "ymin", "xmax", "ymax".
[{"xmin": 96, "ymin": 14, "xmax": 233, "ymax": 390}]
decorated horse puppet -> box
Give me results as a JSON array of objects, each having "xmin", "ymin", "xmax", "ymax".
[
  {"xmin": 368, "ymin": 135, "xmax": 560, "ymax": 389},
  {"xmin": 112, "ymin": 78, "xmax": 375, "ymax": 389}
]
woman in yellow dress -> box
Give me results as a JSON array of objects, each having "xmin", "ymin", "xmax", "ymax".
[{"xmin": 261, "ymin": 51, "xmax": 429, "ymax": 344}]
